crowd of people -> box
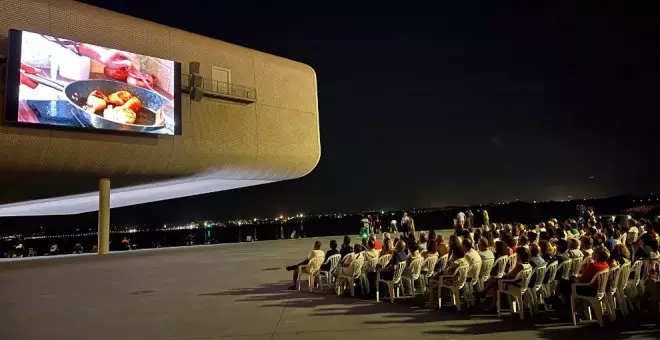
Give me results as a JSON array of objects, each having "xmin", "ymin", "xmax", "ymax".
[{"xmin": 287, "ymin": 212, "xmax": 660, "ymax": 326}]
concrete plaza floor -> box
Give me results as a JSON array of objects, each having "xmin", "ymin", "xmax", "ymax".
[{"xmin": 0, "ymin": 232, "xmax": 658, "ymax": 340}]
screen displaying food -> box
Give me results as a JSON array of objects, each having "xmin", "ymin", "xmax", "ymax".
[{"xmin": 5, "ymin": 29, "xmax": 181, "ymax": 135}]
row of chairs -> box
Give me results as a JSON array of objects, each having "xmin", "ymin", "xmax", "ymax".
[{"xmin": 295, "ymin": 250, "xmax": 648, "ymax": 327}]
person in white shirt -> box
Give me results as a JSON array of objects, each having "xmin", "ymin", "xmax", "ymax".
[
  {"xmin": 401, "ymin": 213, "xmax": 411, "ymax": 234},
  {"xmin": 462, "ymin": 238, "xmax": 482, "ymax": 280},
  {"xmin": 457, "ymin": 211, "xmax": 466, "ymax": 228},
  {"xmin": 360, "ymin": 217, "xmax": 370, "ymax": 236},
  {"xmin": 286, "ymin": 240, "xmax": 325, "ymax": 289},
  {"xmin": 389, "ymin": 220, "xmax": 398, "ymax": 234},
  {"xmin": 477, "ymin": 237, "xmax": 495, "ymax": 261}
]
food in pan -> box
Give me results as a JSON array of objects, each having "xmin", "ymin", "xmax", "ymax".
[
  {"xmin": 86, "ymin": 90, "xmax": 109, "ymax": 112},
  {"xmin": 108, "ymin": 90, "xmax": 131, "ymax": 106},
  {"xmin": 85, "ymin": 90, "xmax": 142, "ymax": 124}
]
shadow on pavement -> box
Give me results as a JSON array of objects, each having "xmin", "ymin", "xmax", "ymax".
[{"xmin": 198, "ymin": 281, "xmax": 659, "ymax": 338}]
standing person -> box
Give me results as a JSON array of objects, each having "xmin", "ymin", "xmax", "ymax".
[
  {"xmin": 457, "ymin": 211, "xmax": 466, "ymax": 229},
  {"xmin": 483, "ymin": 209, "xmax": 490, "ymax": 227},
  {"xmin": 360, "ymin": 216, "xmax": 370, "ymax": 237},
  {"xmin": 390, "ymin": 220, "xmax": 398, "ymax": 234},
  {"xmin": 467, "ymin": 210, "xmax": 474, "ymax": 228},
  {"xmin": 401, "ymin": 212, "xmax": 412, "ymax": 238}
]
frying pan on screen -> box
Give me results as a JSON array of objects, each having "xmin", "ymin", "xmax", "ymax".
[{"xmin": 22, "ymin": 73, "xmax": 172, "ymax": 133}]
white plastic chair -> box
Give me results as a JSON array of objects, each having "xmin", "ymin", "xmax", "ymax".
[
  {"xmin": 541, "ymin": 261, "xmax": 559, "ymax": 308},
  {"xmin": 476, "ymin": 258, "xmax": 494, "ymax": 292},
  {"xmin": 464, "ymin": 261, "xmax": 482, "ymax": 307},
  {"xmin": 605, "ymin": 266, "xmax": 621, "ymax": 322},
  {"xmin": 318, "ymin": 254, "xmax": 341, "ymax": 289},
  {"xmin": 558, "ymin": 259, "xmax": 573, "ymax": 280},
  {"xmin": 438, "ymin": 263, "xmax": 469, "ymax": 311},
  {"xmin": 571, "ymin": 269, "xmax": 610, "ymax": 327},
  {"xmin": 402, "ymin": 257, "xmax": 424, "ymax": 296},
  {"xmin": 296, "ymin": 257, "xmax": 325, "ymax": 292},
  {"xmin": 625, "ymin": 260, "xmax": 644, "ymax": 311},
  {"xmin": 506, "ymin": 254, "xmax": 518, "ymax": 274},
  {"xmin": 336, "ymin": 257, "xmax": 364, "ymax": 296},
  {"xmin": 377, "ymin": 254, "xmax": 392, "ymax": 267},
  {"xmin": 579, "ymin": 256, "xmax": 592, "ymax": 274},
  {"xmin": 615, "ymin": 261, "xmax": 631, "ymax": 316},
  {"xmin": 492, "ymin": 255, "xmax": 509, "ymax": 279},
  {"xmin": 359, "ymin": 252, "xmax": 379, "ymax": 294},
  {"xmin": 436, "ymin": 254, "xmax": 448, "ymax": 272},
  {"xmin": 497, "ymin": 267, "xmax": 533, "ymax": 320},
  {"xmin": 332, "ymin": 254, "xmax": 352, "ymax": 285},
  {"xmin": 419, "ymin": 255, "xmax": 439, "ymax": 293},
  {"xmin": 376, "ymin": 262, "xmax": 407, "ymax": 303},
  {"xmin": 528, "ymin": 265, "xmax": 547, "ymax": 314},
  {"xmin": 570, "ymin": 256, "xmax": 584, "ymax": 278}
]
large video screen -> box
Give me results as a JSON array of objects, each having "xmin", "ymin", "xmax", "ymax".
[{"xmin": 4, "ymin": 29, "xmax": 181, "ymax": 135}]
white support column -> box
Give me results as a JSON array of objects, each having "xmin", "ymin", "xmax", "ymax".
[{"xmin": 98, "ymin": 178, "xmax": 110, "ymax": 255}]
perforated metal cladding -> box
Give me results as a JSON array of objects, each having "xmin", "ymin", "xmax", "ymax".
[{"xmin": 0, "ymin": 0, "xmax": 320, "ymax": 202}]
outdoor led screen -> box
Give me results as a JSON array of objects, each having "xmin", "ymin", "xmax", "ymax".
[{"xmin": 4, "ymin": 29, "xmax": 182, "ymax": 135}]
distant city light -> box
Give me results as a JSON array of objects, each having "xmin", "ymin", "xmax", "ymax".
[{"xmin": 279, "ymin": 215, "xmax": 284, "ymax": 220}]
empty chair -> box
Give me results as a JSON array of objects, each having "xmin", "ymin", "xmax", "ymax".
[
  {"xmin": 571, "ymin": 269, "xmax": 610, "ymax": 327},
  {"xmin": 376, "ymin": 262, "xmax": 407, "ymax": 303},
  {"xmin": 318, "ymin": 254, "xmax": 341, "ymax": 289},
  {"xmin": 438, "ymin": 263, "xmax": 470, "ymax": 311},
  {"xmin": 497, "ymin": 267, "xmax": 533, "ymax": 320},
  {"xmin": 402, "ymin": 257, "xmax": 424, "ymax": 296}
]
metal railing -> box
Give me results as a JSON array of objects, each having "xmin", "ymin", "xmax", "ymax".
[{"xmin": 182, "ymin": 73, "xmax": 257, "ymax": 102}]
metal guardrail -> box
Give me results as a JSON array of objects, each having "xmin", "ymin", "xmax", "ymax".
[{"xmin": 182, "ymin": 73, "xmax": 257, "ymax": 103}]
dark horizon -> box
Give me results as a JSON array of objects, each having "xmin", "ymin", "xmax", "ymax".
[{"xmin": 11, "ymin": 1, "xmax": 660, "ymax": 223}]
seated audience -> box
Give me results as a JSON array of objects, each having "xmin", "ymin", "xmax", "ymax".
[
  {"xmin": 580, "ymin": 236, "xmax": 593, "ymax": 258},
  {"xmin": 418, "ymin": 233, "xmax": 428, "ymax": 253},
  {"xmin": 575, "ymin": 246, "xmax": 610, "ymax": 296},
  {"xmin": 478, "ymin": 237, "xmax": 494, "ymax": 261},
  {"xmin": 377, "ymin": 240, "xmax": 407, "ymax": 280},
  {"xmin": 436, "ymin": 235, "xmax": 449, "ymax": 257},
  {"xmin": 567, "ymin": 238, "xmax": 583, "ymax": 258},
  {"xmin": 286, "ymin": 240, "xmax": 325, "ymax": 290},
  {"xmin": 340, "ymin": 235, "xmax": 352, "ymax": 259},
  {"xmin": 320, "ymin": 240, "xmax": 340, "ymax": 271},
  {"xmin": 539, "ymin": 240, "xmax": 556, "ymax": 264},
  {"xmin": 381, "ymin": 238, "xmax": 394, "ymax": 257},
  {"xmin": 370, "ymin": 234, "xmax": 383, "ymax": 251},
  {"xmin": 426, "ymin": 244, "xmax": 468, "ymax": 308}
]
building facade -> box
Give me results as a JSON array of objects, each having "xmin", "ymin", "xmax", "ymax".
[{"xmin": 0, "ymin": 0, "xmax": 320, "ymax": 216}]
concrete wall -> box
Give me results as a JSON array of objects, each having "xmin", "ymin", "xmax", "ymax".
[{"xmin": 0, "ymin": 0, "xmax": 320, "ymax": 207}]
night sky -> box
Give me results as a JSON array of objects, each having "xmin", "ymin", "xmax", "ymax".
[{"xmin": 76, "ymin": 1, "xmax": 660, "ymax": 220}]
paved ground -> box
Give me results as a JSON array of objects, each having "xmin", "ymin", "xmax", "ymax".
[{"xmin": 0, "ymin": 232, "xmax": 658, "ymax": 340}]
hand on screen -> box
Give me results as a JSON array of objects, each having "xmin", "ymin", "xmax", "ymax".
[
  {"xmin": 102, "ymin": 50, "xmax": 135, "ymax": 70},
  {"xmin": 78, "ymin": 43, "xmax": 136, "ymax": 71}
]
